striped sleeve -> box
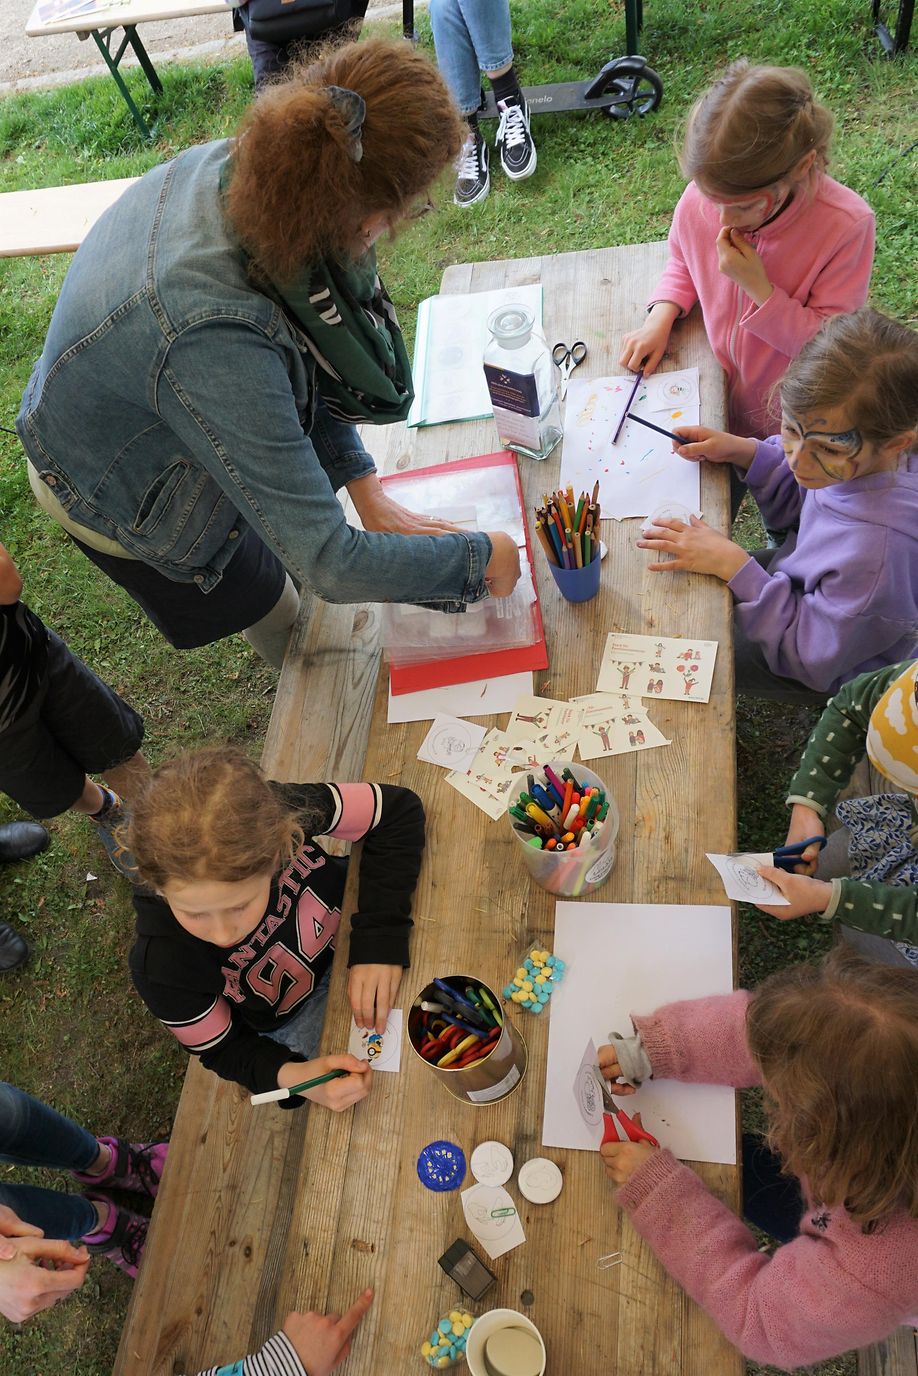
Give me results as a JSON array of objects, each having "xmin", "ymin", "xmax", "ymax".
[
  {"xmin": 159, "ymin": 995, "xmax": 233, "ymax": 1053},
  {"xmin": 189, "ymin": 1329, "xmax": 308, "ymax": 1376},
  {"xmin": 318, "ymin": 782, "xmax": 383, "ymax": 840}
]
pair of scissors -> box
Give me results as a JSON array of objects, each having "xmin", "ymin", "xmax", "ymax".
[
  {"xmin": 552, "ymin": 340, "xmax": 587, "ymax": 400},
  {"xmin": 591, "ymin": 1067, "xmax": 659, "ymax": 1148},
  {"xmin": 772, "ymin": 835, "xmax": 827, "ymax": 872}
]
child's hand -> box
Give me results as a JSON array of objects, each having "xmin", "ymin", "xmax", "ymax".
[
  {"xmin": 596, "ymin": 1044, "xmax": 637, "ymax": 1096},
  {"xmin": 619, "ymin": 302, "xmax": 679, "ymax": 375},
  {"xmin": 282, "ymin": 1288, "xmax": 374, "ymax": 1376},
  {"xmin": 670, "ymin": 426, "xmax": 757, "ymax": 470},
  {"xmin": 783, "ymin": 804, "xmax": 826, "ymax": 875},
  {"xmin": 280, "ymin": 1054, "xmax": 372, "ymax": 1111},
  {"xmin": 348, "ymin": 963, "xmax": 402, "ymax": 1034},
  {"xmin": 715, "ymin": 228, "xmax": 773, "ymax": 307},
  {"xmin": 600, "ymin": 1116, "xmax": 658, "ymax": 1186},
  {"xmin": 753, "ymin": 867, "xmax": 834, "ymax": 920},
  {"xmin": 637, "ymin": 516, "xmax": 751, "ymax": 581}
]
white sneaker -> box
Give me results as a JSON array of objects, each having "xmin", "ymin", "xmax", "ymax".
[
  {"xmin": 454, "ymin": 127, "xmax": 490, "ymax": 207},
  {"xmin": 495, "ymin": 96, "xmax": 537, "ymax": 181}
]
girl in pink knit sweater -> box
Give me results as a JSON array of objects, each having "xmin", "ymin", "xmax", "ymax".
[
  {"xmin": 620, "ymin": 61, "xmax": 875, "ymax": 437},
  {"xmin": 598, "ymin": 946, "xmax": 918, "ymax": 1369}
]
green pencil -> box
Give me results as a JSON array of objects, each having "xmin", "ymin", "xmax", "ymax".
[{"xmin": 250, "ymin": 1068, "xmax": 349, "ymax": 1106}]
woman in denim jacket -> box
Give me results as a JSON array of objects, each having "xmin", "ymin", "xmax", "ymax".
[{"xmin": 16, "ymin": 40, "xmax": 521, "ymax": 668}]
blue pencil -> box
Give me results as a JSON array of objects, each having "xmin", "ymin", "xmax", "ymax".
[{"xmin": 626, "ymin": 412, "xmax": 688, "ymax": 445}]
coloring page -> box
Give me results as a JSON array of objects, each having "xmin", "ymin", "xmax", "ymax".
[
  {"xmin": 573, "ymin": 1038, "xmax": 604, "ymax": 1139},
  {"xmin": 417, "ymin": 715, "xmax": 487, "ymax": 771},
  {"xmin": 596, "ymin": 633, "xmax": 718, "ymax": 704},
  {"xmin": 460, "ymin": 1183, "xmax": 526, "ymax": 1260},
  {"xmin": 577, "ymin": 702, "xmax": 670, "ymax": 761},
  {"xmin": 346, "ymin": 1010, "xmax": 404, "ymax": 1072},
  {"xmin": 705, "ymin": 853, "xmax": 789, "ymax": 906},
  {"xmin": 560, "ymin": 370, "xmax": 701, "ymax": 520}
]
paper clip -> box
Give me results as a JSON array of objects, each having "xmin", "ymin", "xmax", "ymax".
[{"xmin": 598, "ymin": 1251, "xmax": 622, "ymax": 1269}]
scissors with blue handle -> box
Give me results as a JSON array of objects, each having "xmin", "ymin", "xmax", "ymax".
[
  {"xmin": 773, "ymin": 835, "xmax": 827, "ymax": 872},
  {"xmin": 552, "ymin": 340, "xmax": 587, "ymax": 400}
]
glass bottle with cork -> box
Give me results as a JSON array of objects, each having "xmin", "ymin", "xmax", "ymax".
[{"xmin": 483, "ymin": 305, "xmax": 562, "ymax": 462}]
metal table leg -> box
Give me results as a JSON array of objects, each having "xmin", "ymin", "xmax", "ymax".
[
  {"xmin": 871, "ymin": 0, "xmax": 914, "ymax": 52},
  {"xmin": 89, "ymin": 24, "xmax": 163, "ymax": 140}
]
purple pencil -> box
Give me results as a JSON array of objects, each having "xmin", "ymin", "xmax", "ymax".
[{"xmin": 610, "ymin": 369, "xmax": 644, "ymax": 444}]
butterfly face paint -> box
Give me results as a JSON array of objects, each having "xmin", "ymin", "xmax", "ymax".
[
  {"xmin": 702, "ymin": 180, "xmax": 793, "ymax": 231},
  {"xmin": 781, "ymin": 409, "xmax": 865, "ymax": 485}
]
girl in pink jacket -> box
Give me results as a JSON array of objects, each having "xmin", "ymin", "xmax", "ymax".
[
  {"xmin": 598, "ymin": 945, "xmax": 918, "ymax": 1369},
  {"xmin": 620, "ymin": 61, "xmax": 875, "ymax": 437}
]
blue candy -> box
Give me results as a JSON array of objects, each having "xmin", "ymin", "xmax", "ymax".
[
  {"xmin": 502, "ymin": 985, "xmax": 514, "ymax": 999},
  {"xmin": 439, "ymin": 1319, "xmax": 451, "ymax": 1335},
  {"xmin": 545, "ymin": 955, "xmax": 556, "ymax": 966},
  {"xmin": 530, "ymin": 1002, "xmax": 543, "ymax": 1014}
]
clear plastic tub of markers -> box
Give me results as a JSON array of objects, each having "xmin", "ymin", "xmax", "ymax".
[{"xmin": 507, "ymin": 761, "xmax": 618, "ymax": 897}]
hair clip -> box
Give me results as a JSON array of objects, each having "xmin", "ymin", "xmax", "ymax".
[{"xmin": 326, "ymin": 84, "xmax": 366, "ymax": 163}]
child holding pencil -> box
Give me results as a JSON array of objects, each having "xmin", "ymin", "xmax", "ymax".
[
  {"xmin": 620, "ymin": 60, "xmax": 874, "ymax": 437},
  {"xmin": 127, "ymin": 747, "xmax": 425, "ymax": 1109},
  {"xmin": 638, "ymin": 309, "xmax": 918, "ymax": 701},
  {"xmin": 598, "ymin": 945, "xmax": 918, "ymax": 1368}
]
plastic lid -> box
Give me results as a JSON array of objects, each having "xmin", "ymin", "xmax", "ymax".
[
  {"xmin": 487, "ymin": 304, "xmax": 534, "ymax": 349},
  {"xmin": 484, "ymin": 1327, "xmax": 544, "ymax": 1376},
  {"xmin": 417, "ymin": 1140, "xmax": 467, "ymax": 1192}
]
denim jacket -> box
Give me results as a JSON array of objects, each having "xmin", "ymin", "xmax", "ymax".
[{"xmin": 16, "ymin": 140, "xmax": 491, "ymax": 610}]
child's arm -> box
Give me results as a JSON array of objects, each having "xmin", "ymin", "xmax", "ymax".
[
  {"xmin": 620, "ymin": 191, "xmax": 699, "ymax": 375},
  {"xmin": 0, "ymin": 544, "xmax": 23, "ymax": 605},
  {"xmin": 738, "ymin": 212, "xmax": 875, "ymax": 361},
  {"xmin": 611, "ymin": 1148, "xmax": 916, "ymax": 1369},
  {"xmin": 626, "ymin": 990, "xmax": 761, "ymax": 1088},
  {"xmin": 751, "ymin": 867, "xmax": 918, "ymax": 946},
  {"xmin": 270, "ymin": 782, "xmax": 425, "ymax": 1032}
]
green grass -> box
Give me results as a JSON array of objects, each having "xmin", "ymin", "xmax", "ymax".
[{"xmin": 0, "ymin": 0, "xmax": 915, "ymax": 1369}]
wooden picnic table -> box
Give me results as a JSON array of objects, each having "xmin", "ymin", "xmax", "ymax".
[
  {"xmin": 25, "ymin": 0, "xmax": 241, "ymax": 138},
  {"xmin": 115, "ymin": 241, "xmax": 740, "ymax": 1376}
]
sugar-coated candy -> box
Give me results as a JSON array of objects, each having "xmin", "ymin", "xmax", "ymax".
[
  {"xmin": 545, "ymin": 955, "xmax": 556, "ymax": 966},
  {"xmin": 502, "ymin": 985, "xmax": 515, "ymax": 998},
  {"xmin": 448, "ymin": 1312, "xmax": 461, "ymax": 1323},
  {"xmin": 422, "ymin": 1343, "xmax": 432, "ymax": 1358},
  {"xmin": 554, "ymin": 959, "xmax": 566, "ymax": 971},
  {"xmin": 439, "ymin": 1319, "xmax": 451, "ymax": 1335},
  {"xmin": 430, "ymin": 1331, "xmax": 439, "ymax": 1346},
  {"xmin": 451, "ymin": 1323, "xmax": 464, "ymax": 1337},
  {"xmin": 530, "ymin": 1002, "xmax": 543, "ymax": 1014},
  {"xmin": 422, "ymin": 1311, "xmax": 476, "ymax": 1367},
  {"xmin": 515, "ymin": 968, "xmax": 527, "ymax": 980}
]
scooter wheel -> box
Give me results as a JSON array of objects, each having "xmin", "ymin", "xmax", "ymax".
[{"xmin": 602, "ymin": 63, "xmax": 663, "ymax": 119}]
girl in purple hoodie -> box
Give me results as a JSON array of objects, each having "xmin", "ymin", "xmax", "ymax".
[
  {"xmin": 598, "ymin": 945, "xmax": 918, "ymax": 1370},
  {"xmin": 638, "ymin": 308, "xmax": 918, "ymax": 701}
]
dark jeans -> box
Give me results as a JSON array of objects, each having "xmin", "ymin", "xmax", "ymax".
[
  {"xmin": 742, "ymin": 1133, "xmax": 803, "ymax": 1244},
  {"xmin": 734, "ymin": 549, "xmax": 829, "ymax": 705},
  {"xmin": 0, "ymin": 1083, "xmax": 98, "ymax": 1239}
]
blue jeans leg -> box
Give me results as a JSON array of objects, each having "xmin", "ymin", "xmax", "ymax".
[
  {"xmin": 429, "ymin": 0, "xmax": 514, "ymax": 113},
  {"xmin": 0, "ymin": 1083, "xmax": 101, "ymax": 1239},
  {"xmin": 263, "ymin": 965, "xmax": 333, "ymax": 1061}
]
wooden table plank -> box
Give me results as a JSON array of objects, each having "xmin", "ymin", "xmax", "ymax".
[
  {"xmin": 0, "ymin": 179, "xmax": 137, "ymax": 257},
  {"xmin": 267, "ymin": 245, "xmax": 740, "ymax": 1375},
  {"xmin": 25, "ymin": 0, "xmax": 237, "ymax": 37}
]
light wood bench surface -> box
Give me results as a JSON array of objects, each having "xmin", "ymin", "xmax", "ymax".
[
  {"xmin": 116, "ymin": 241, "xmax": 742, "ymax": 1376},
  {"xmin": 0, "ymin": 179, "xmax": 137, "ymax": 257}
]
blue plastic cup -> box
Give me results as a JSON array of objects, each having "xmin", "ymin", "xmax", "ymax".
[{"xmin": 547, "ymin": 552, "xmax": 601, "ymax": 603}]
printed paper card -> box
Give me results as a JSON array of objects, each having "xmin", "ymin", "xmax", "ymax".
[
  {"xmin": 596, "ymin": 633, "xmax": 718, "ymax": 703},
  {"xmin": 705, "ymin": 853, "xmax": 789, "ymax": 906},
  {"xmin": 577, "ymin": 699, "xmax": 670, "ymax": 761},
  {"xmin": 417, "ymin": 715, "xmax": 488, "ymax": 771},
  {"xmin": 505, "ymin": 694, "xmax": 584, "ymax": 756},
  {"xmin": 346, "ymin": 1010, "xmax": 404, "ymax": 1072},
  {"xmin": 460, "ymin": 1183, "xmax": 526, "ymax": 1260},
  {"xmin": 560, "ymin": 368, "xmax": 701, "ymax": 520},
  {"xmin": 444, "ymin": 728, "xmax": 544, "ymax": 819}
]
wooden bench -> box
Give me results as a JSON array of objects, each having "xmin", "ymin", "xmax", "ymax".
[
  {"xmin": 0, "ymin": 179, "xmax": 137, "ymax": 257},
  {"xmin": 860, "ymin": 1329, "xmax": 918, "ymax": 1376}
]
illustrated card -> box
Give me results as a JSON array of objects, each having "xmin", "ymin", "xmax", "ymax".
[
  {"xmin": 705, "ymin": 853, "xmax": 789, "ymax": 905},
  {"xmin": 577, "ymin": 701, "xmax": 670, "ymax": 761},
  {"xmin": 505, "ymin": 694, "xmax": 584, "ymax": 756},
  {"xmin": 596, "ymin": 633, "xmax": 718, "ymax": 703},
  {"xmin": 417, "ymin": 715, "xmax": 488, "ymax": 771},
  {"xmin": 346, "ymin": 1010, "xmax": 404, "ymax": 1072}
]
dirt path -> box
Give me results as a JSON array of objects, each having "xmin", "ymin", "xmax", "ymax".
[{"xmin": 1, "ymin": 0, "xmax": 424, "ymax": 92}]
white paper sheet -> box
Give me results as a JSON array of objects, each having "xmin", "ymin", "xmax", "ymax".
[
  {"xmin": 386, "ymin": 672, "xmax": 534, "ymax": 724},
  {"xmin": 417, "ymin": 715, "xmax": 488, "ymax": 771},
  {"xmin": 560, "ymin": 368, "xmax": 701, "ymax": 520},
  {"xmin": 460, "ymin": 1183, "xmax": 527, "ymax": 1259},
  {"xmin": 346, "ymin": 1010, "xmax": 403, "ymax": 1073},
  {"xmin": 543, "ymin": 903, "xmax": 736, "ymax": 1164},
  {"xmin": 705, "ymin": 853, "xmax": 789, "ymax": 905}
]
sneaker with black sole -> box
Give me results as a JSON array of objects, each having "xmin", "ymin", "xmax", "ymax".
[
  {"xmin": 454, "ymin": 127, "xmax": 490, "ymax": 208},
  {"xmin": 495, "ymin": 95, "xmax": 537, "ymax": 181},
  {"xmin": 73, "ymin": 1137, "xmax": 169, "ymax": 1199},
  {"xmin": 89, "ymin": 788, "xmax": 139, "ymax": 881},
  {"xmin": 82, "ymin": 1197, "xmax": 149, "ymax": 1280}
]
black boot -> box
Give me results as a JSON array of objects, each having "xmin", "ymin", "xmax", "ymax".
[
  {"xmin": 0, "ymin": 922, "xmax": 29, "ymax": 972},
  {"xmin": 0, "ymin": 821, "xmax": 50, "ymax": 863}
]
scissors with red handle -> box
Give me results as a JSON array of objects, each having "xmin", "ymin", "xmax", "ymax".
[{"xmin": 592, "ymin": 1067, "xmax": 660, "ymax": 1148}]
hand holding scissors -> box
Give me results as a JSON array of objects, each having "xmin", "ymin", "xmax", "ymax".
[
  {"xmin": 773, "ymin": 835, "xmax": 827, "ymax": 873},
  {"xmin": 592, "ymin": 1067, "xmax": 659, "ymax": 1148},
  {"xmin": 552, "ymin": 340, "xmax": 587, "ymax": 400}
]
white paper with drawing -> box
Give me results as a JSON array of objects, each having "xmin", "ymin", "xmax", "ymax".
[
  {"xmin": 346, "ymin": 1010, "xmax": 404, "ymax": 1072},
  {"xmin": 706, "ymin": 853, "xmax": 789, "ymax": 905},
  {"xmin": 597, "ymin": 632, "xmax": 718, "ymax": 703},
  {"xmin": 417, "ymin": 715, "xmax": 487, "ymax": 771},
  {"xmin": 561, "ymin": 368, "xmax": 701, "ymax": 519},
  {"xmin": 543, "ymin": 902, "xmax": 736, "ymax": 1163}
]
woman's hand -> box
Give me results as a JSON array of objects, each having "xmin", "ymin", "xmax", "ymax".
[
  {"xmin": 619, "ymin": 302, "xmax": 680, "ymax": 375},
  {"xmin": 278, "ymin": 1054, "xmax": 372, "ymax": 1111},
  {"xmin": 282, "ymin": 1288, "xmax": 375, "ymax": 1376},
  {"xmin": 0, "ymin": 1232, "xmax": 89, "ymax": 1323},
  {"xmin": 752, "ymin": 867, "xmax": 833, "ymax": 920},
  {"xmin": 715, "ymin": 228, "xmax": 773, "ymax": 307},
  {"xmin": 484, "ymin": 532, "xmax": 521, "ymax": 598},
  {"xmin": 782, "ymin": 804, "xmax": 826, "ymax": 875},
  {"xmin": 347, "ymin": 474, "xmax": 461, "ymax": 536},
  {"xmin": 600, "ymin": 1115, "xmax": 658, "ymax": 1186},
  {"xmin": 348, "ymin": 964, "xmax": 401, "ymax": 1034},
  {"xmin": 670, "ymin": 426, "xmax": 757, "ymax": 470},
  {"xmin": 637, "ymin": 516, "xmax": 751, "ymax": 581},
  {"xmin": 596, "ymin": 1044, "xmax": 637, "ymax": 1097}
]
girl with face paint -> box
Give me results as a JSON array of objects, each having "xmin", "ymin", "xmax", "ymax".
[
  {"xmin": 637, "ymin": 309, "xmax": 918, "ymax": 702},
  {"xmin": 620, "ymin": 60, "xmax": 875, "ymax": 438}
]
